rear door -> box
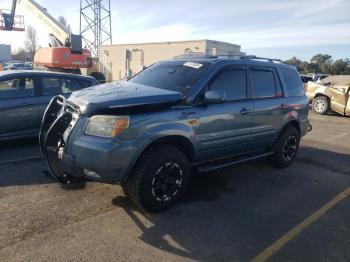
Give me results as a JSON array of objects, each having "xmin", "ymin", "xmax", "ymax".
[
  {"xmin": 346, "ymin": 87, "xmax": 350, "ymax": 116},
  {"xmin": 197, "ymin": 66, "xmax": 253, "ymax": 161},
  {"xmin": 0, "ymin": 75, "xmax": 39, "ymax": 138},
  {"xmin": 249, "ymin": 67, "xmax": 285, "ymax": 150},
  {"xmin": 327, "ymin": 86, "xmax": 349, "ymax": 115}
]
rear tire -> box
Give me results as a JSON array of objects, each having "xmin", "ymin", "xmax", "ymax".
[
  {"xmin": 312, "ymin": 96, "xmax": 329, "ymax": 115},
  {"xmin": 268, "ymin": 126, "xmax": 300, "ymax": 168},
  {"xmin": 122, "ymin": 145, "xmax": 191, "ymax": 212}
]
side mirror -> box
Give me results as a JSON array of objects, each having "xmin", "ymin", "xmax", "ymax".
[{"xmin": 203, "ymin": 90, "xmax": 226, "ymax": 104}]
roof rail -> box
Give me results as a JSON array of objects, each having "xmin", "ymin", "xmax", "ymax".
[
  {"xmin": 173, "ymin": 52, "xmax": 218, "ymax": 59},
  {"xmin": 240, "ymin": 55, "xmax": 283, "ymax": 63},
  {"xmin": 173, "ymin": 52, "xmax": 285, "ymax": 64}
]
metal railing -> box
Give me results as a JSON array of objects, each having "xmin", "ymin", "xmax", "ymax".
[{"xmin": 0, "ymin": 9, "xmax": 25, "ymax": 31}]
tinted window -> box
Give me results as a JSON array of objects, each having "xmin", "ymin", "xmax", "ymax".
[
  {"xmin": 61, "ymin": 78, "xmax": 83, "ymax": 93},
  {"xmin": 129, "ymin": 61, "xmax": 210, "ymax": 95},
  {"xmin": 81, "ymin": 80, "xmax": 94, "ymax": 88},
  {"xmin": 42, "ymin": 77, "xmax": 62, "ymax": 95},
  {"xmin": 209, "ymin": 70, "xmax": 247, "ymax": 100},
  {"xmin": 280, "ymin": 67, "xmax": 305, "ymax": 96},
  {"xmin": 42, "ymin": 77, "xmax": 84, "ymax": 95},
  {"xmin": 251, "ymin": 70, "xmax": 276, "ymax": 98},
  {"xmin": 0, "ymin": 77, "xmax": 35, "ymax": 100}
]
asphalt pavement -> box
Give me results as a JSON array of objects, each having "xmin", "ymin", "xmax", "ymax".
[{"xmin": 0, "ymin": 111, "xmax": 349, "ymax": 262}]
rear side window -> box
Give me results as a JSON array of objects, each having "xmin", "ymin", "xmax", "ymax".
[
  {"xmin": 42, "ymin": 77, "xmax": 84, "ymax": 95},
  {"xmin": 42, "ymin": 77, "xmax": 62, "ymax": 95},
  {"xmin": 251, "ymin": 70, "xmax": 277, "ymax": 98},
  {"xmin": 209, "ymin": 70, "xmax": 247, "ymax": 100},
  {"xmin": 280, "ymin": 67, "xmax": 305, "ymax": 96},
  {"xmin": 61, "ymin": 78, "xmax": 83, "ymax": 93}
]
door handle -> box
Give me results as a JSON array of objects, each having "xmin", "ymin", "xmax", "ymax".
[{"xmin": 240, "ymin": 107, "xmax": 251, "ymax": 115}]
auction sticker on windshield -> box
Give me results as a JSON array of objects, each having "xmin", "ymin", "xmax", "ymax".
[{"xmin": 183, "ymin": 62, "xmax": 203, "ymax": 69}]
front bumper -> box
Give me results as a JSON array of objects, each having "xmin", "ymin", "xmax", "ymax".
[{"xmin": 40, "ymin": 96, "xmax": 139, "ymax": 184}]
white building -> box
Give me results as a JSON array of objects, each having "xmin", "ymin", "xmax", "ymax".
[{"xmin": 98, "ymin": 40, "xmax": 243, "ymax": 82}]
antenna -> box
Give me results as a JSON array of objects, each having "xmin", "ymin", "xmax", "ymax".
[{"xmin": 79, "ymin": 0, "xmax": 112, "ymax": 57}]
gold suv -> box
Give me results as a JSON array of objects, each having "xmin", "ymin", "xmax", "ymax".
[{"xmin": 306, "ymin": 75, "xmax": 350, "ymax": 116}]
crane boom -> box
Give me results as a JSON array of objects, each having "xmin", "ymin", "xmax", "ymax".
[
  {"xmin": 18, "ymin": 0, "xmax": 70, "ymax": 46},
  {"xmin": 9, "ymin": 0, "xmax": 17, "ymax": 30},
  {"xmin": 2, "ymin": 0, "xmax": 94, "ymax": 72}
]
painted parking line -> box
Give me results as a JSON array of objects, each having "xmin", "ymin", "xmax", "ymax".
[{"xmin": 252, "ymin": 186, "xmax": 350, "ymax": 262}]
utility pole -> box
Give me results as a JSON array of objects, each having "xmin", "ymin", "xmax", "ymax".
[{"xmin": 80, "ymin": 0, "xmax": 112, "ymax": 57}]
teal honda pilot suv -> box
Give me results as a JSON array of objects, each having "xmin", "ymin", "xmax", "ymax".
[{"xmin": 40, "ymin": 54, "xmax": 310, "ymax": 212}]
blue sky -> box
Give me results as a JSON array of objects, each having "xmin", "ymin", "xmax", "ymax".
[{"xmin": 1, "ymin": 0, "xmax": 349, "ymax": 60}]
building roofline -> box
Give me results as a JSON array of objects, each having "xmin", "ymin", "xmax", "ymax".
[{"xmin": 101, "ymin": 39, "xmax": 241, "ymax": 48}]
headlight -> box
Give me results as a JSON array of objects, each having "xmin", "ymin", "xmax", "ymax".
[{"xmin": 85, "ymin": 115, "xmax": 129, "ymax": 137}]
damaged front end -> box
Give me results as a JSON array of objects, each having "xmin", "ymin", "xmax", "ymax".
[{"xmin": 40, "ymin": 95, "xmax": 84, "ymax": 184}]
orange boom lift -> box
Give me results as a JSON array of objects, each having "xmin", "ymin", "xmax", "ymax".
[{"xmin": 1, "ymin": 0, "xmax": 92, "ymax": 74}]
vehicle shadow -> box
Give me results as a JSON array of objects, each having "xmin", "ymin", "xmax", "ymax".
[
  {"xmin": 0, "ymin": 137, "xmax": 87, "ymax": 188},
  {"xmin": 111, "ymin": 146, "xmax": 350, "ymax": 261},
  {"xmin": 0, "ymin": 158, "xmax": 57, "ymax": 187},
  {"xmin": 298, "ymin": 145, "xmax": 350, "ymax": 175},
  {"xmin": 0, "ymin": 137, "xmax": 38, "ymax": 149}
]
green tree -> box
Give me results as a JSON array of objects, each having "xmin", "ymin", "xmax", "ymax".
[
  {"xmin": 284, "ymin": 54, "xmax": 350, "ymax": 75},
  {"xmin": 330, "ymin": 59, "xmax": 350, "ymax": 75},
  {"xmin": 310, "ymin": 54, "xmax": 333, "ymax": 73}
]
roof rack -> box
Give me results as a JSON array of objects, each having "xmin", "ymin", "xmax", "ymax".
[
  {"xmin": 240, "ymin": 55, "xmax": 283, "ymax": 63},
  {"xmin": 173, "ymin": 52, "xmax": 218, "ymax": 59},
  {"xmin": 173, "ymin": 52, "xmax": 285, "ymax": 64}
]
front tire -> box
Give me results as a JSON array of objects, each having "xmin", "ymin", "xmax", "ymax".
[
  {"xmin": 122, "ymin": 145, "xmax": 191, "ymax": 212},
  {"xmin": 268, "ymin": 126, "xmax": 300, "ymax": 168},
  {"xmin": 312, "ymin": 96, "xmax": 329, "ymax": 114}
]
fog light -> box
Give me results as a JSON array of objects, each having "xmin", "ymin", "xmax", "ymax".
[{"xmin": 84, "ymin": 169, "xmax": 101, "ymax": 179}]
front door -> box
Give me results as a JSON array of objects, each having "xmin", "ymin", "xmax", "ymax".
[
  {"xmin": 197, "ymin": 67, "xmax": 253, "ymax": 161},
  {"xmin": 0, "ymin": 76, "xmax": 38, "ymax": 138}
]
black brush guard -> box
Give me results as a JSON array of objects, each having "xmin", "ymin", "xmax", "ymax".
[{"xmin": 39, "ymin": 96, "xmax": 83, "ymax": 184}]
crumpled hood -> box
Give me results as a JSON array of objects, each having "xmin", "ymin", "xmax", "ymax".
[{"xmin": 68, "ymin": 81, "xmax": 183, "ymax": 114}]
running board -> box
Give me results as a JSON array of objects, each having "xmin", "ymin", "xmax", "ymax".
[{"xmin": 197, "ymin": 152, "xmax": 274, "ymax": 173}]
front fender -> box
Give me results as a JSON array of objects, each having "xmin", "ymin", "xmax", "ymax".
[{"xmin": 120, "ymin": 122, "xmax": 198, "ymax": 182}]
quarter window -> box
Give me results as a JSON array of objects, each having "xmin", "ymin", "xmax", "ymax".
[
  {"xmin": 209, "ymin": 70, "xmax": 247, "ymax": 100},
  {"xmin": 61, "ymin": 78, "xmax": 83, "ymax": 93},
  {"xmin": 251, "ymin": 70, "xmax": 277, "ymax": 98},
  {"xmin": 280, "ymin": 67, "xmax": 305, "ymax": 96}
]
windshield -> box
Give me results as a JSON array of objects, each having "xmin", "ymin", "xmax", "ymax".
[{"xmin": 129, "ymin": 61, "xmax": 210, "ymax": 95}]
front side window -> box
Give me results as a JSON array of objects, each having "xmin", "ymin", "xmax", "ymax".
[
  {"xmin": 209, "ymin": 69, "xmax": 247, "ymax": 100},
  {"xmin": 251, "ymin": 70, "xmax": 277, "ymax": 98},
  {"xmin": 0, "ymin": 77, "xmax": 35, "ymax": 100},
  {"xmin": 129, "ymin": 61, "xmax": 211, "ymax": 95}
]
